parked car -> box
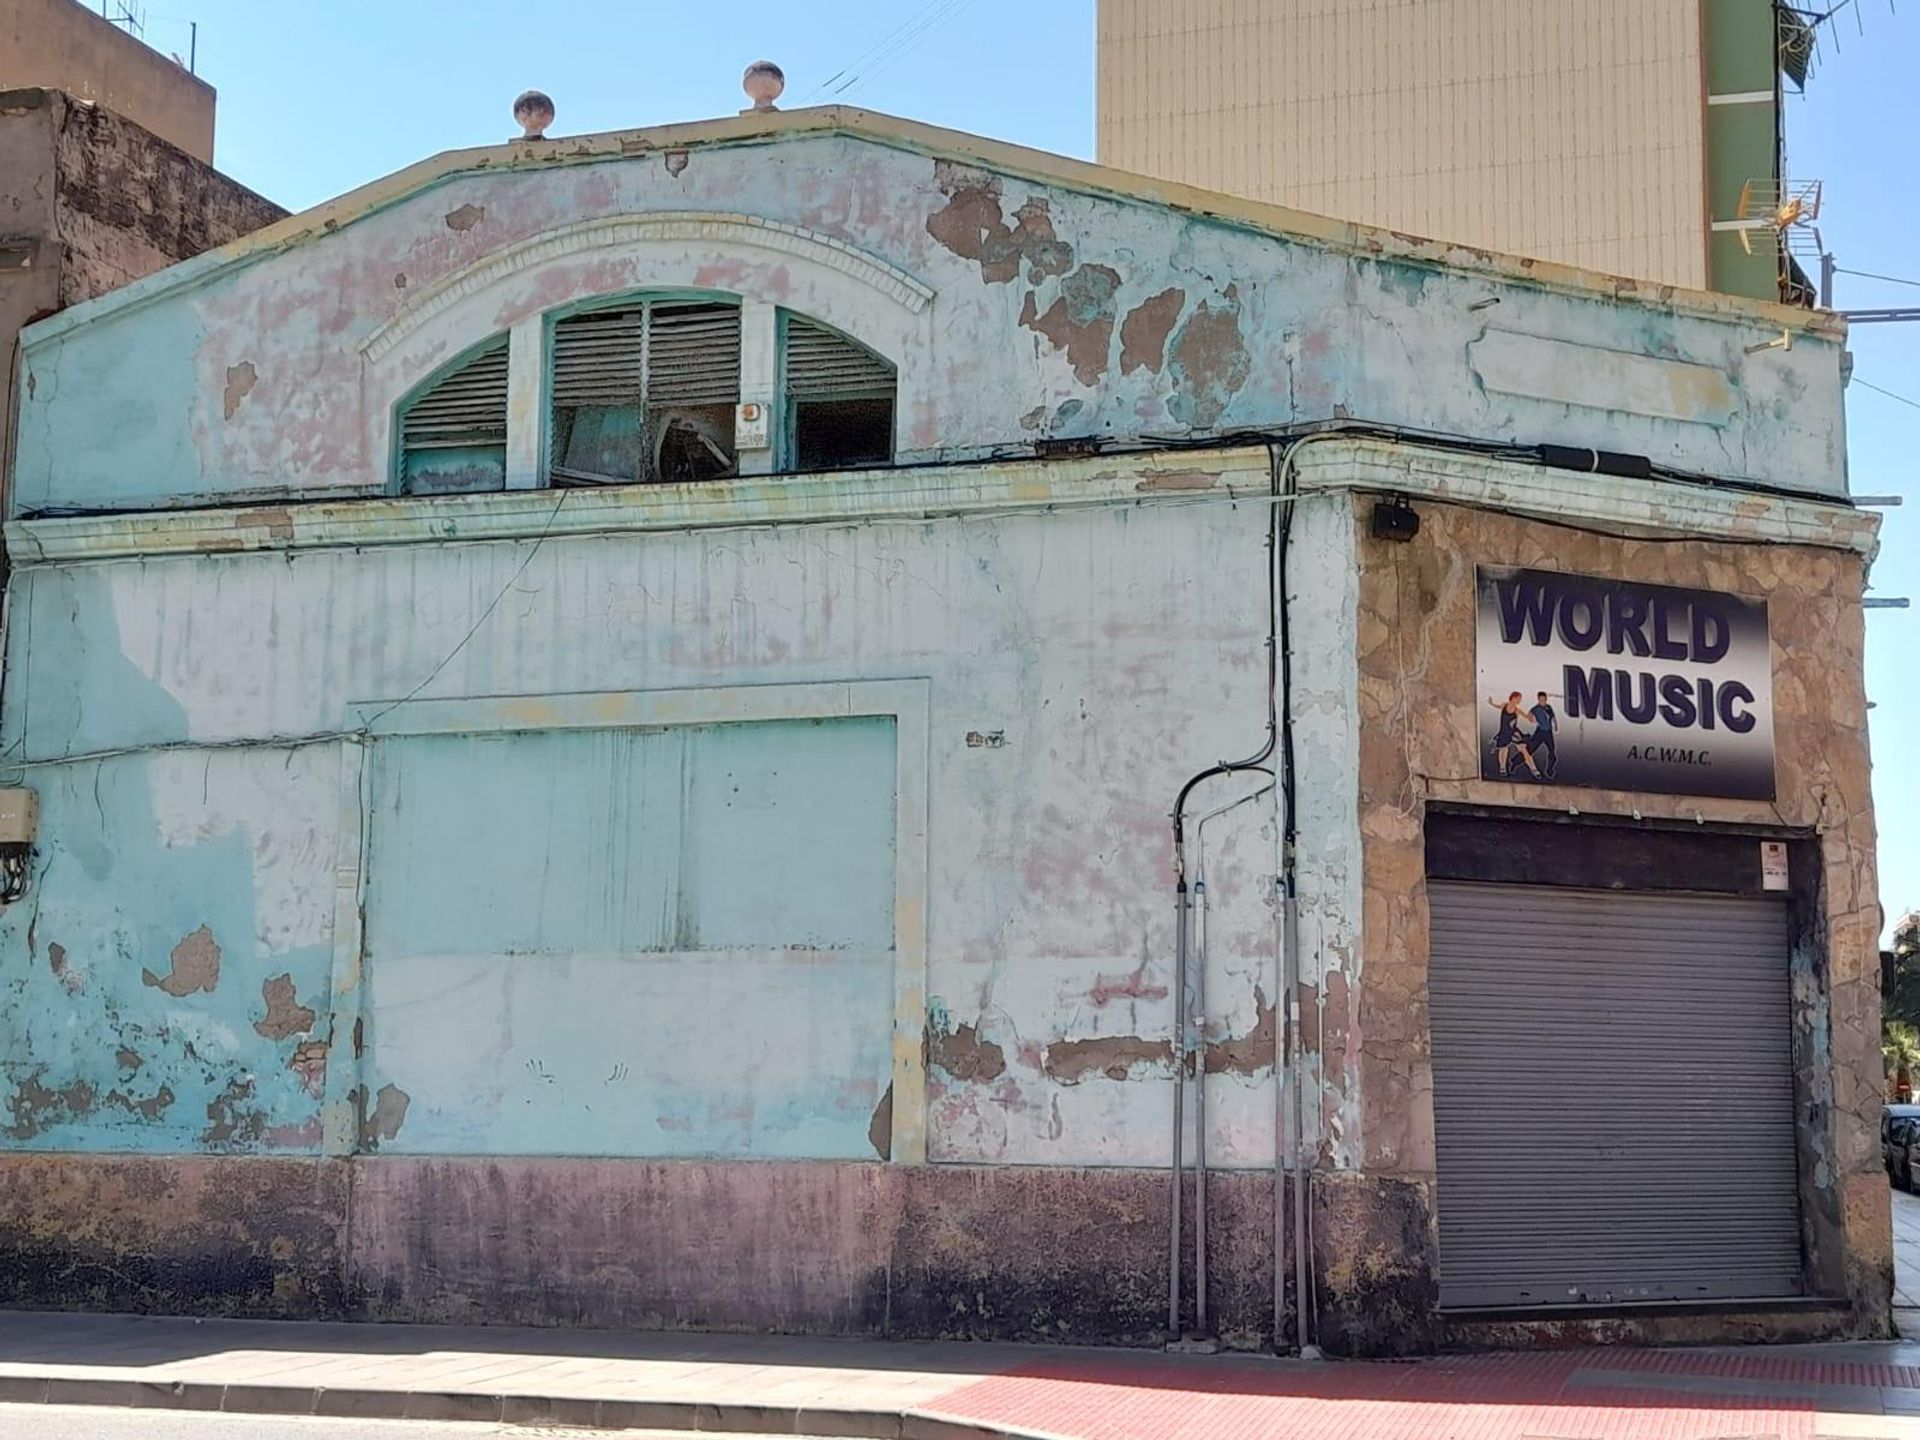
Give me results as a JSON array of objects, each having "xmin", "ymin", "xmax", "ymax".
[{"xmin": 1886, "ymin": 1104, "xmax": 1920, "ymax": 1187}]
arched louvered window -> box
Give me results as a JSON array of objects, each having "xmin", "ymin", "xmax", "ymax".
[
  {"xmin": 397, "ymin": 336, "xmax": 509, "ymax": 494},
  {"xmin": 550, "ymin": 299, "xmax": 742, "ymax": 486},
  {"xmin": 783, "ymin": 314, "xmax": 896, "ymax": 473}
]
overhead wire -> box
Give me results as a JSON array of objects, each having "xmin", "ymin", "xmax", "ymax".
[
  {"xmin": 1835, "ymin": 267, "xmax": 1920, "ymax": 290},
  {"xmin": 1854, "ymin": 378, "xmax": 1920, "ymax": 412},
  {"xmin": 358, "ymin": 488, "xmax": 569, "ymax": 730},
  {"xmin": 802, "ymin": 0, "xmax": 969, "ymax": 103},
  {"xmin": 834, "ymin": 0, "xmax": 978, "ymax": 99},
  {"xmin": 4, "ymin": 491, "xmax": 575, "ymax": 775},
  {"xmin": 803, "ymin": 2, "xmax": 940, "ymax": 99}
]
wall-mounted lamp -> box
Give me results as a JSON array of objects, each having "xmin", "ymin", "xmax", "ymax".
[{"xmin": 1370, "ymin": 498, "xmax": 1420, "ymax": 542}]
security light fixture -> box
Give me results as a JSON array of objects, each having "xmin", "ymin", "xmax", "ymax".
[{"xmin": 1371, "ymin": 498, "xmax": 1420, "ymax": 543}]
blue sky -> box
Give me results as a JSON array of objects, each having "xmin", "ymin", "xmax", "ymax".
[{"xmin": 145, "ymin": 0, "xmax": 1917, "ymax": 931}]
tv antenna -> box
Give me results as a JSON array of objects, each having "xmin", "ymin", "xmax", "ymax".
[
  {"xmin": 1777, "ymin": 1, "xmax": 1898, "ymax": 89},
  {"xmin": 98, "ymin": 1, "xmax": 145, "ymax": 37}
]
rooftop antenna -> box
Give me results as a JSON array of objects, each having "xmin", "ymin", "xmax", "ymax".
[
  {"xmin": 99, "ymin": 0, "xmax": 145, "ymax": 37},
  {"xmin": 1777, "ymin": 1, "xmax": 1897, "ymax": 89},
  {"xmin": 1737, "ymin": 177, "xmax": 1823, "ymax": 262},
  {"xmin": 99, "ymin": 2, "xmax": 199, "ymax": 75},
  {"xmin": 1735, "ymin": 174, "xmax": 1826, "ymax": 303}
]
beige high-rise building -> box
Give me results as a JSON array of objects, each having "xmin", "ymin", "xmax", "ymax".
[{"xmin": 1097, "ymin": 0, "xmax": 1797, "ymax": 301}]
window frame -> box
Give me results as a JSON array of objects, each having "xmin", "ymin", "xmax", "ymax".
[
  {"xmin": 775, "ymin": 309, "xmax": 899, "ymax": 475},
  {"xmin": 396, "ymin": 291, "xmax": 908, "ymax": 498},
  {"xmin": 390, "ymin": 331, "xmax": 513, "ymax": 496},
  {"xmin": 542, "ymin": 287, "xmax": 745, "ymax": 491}
]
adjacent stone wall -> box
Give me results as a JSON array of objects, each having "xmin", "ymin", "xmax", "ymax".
[
  {"xmin": 1334, "ymin": 495, "xmax": 1887, "ymax": 1348},
  {"xmin": 0, "ymin": 90, "xmax": 64, "ymax": 488},
  {"xmin": 50, "ymin": 88, "xmax": 283, "ymax": 306}
]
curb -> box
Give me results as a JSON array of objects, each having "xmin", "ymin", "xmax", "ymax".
[{"xmin": 0, "ymin": 1372, "xmax": 1069, "ymax": 1438}]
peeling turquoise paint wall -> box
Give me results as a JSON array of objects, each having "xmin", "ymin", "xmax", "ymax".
[
  {"xmin": 0, "ymin": 713, "xmax": 904, "ymax": 1162},
  {"xmin": 0, "ymin": 747, "xmax": 336, "ymax": 1152},
  {"xmin": 0, "ymin": 490, "xmax": 1286, "ymax": 1169}
]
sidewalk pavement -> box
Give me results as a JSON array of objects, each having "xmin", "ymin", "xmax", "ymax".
[{"xmin": 8, "ymin": 1309, "xmax": 1920, "ymax": 1439}]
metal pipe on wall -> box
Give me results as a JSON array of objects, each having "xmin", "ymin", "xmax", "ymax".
[
  {"xmin": 1288, "ymin": 887, "xmax": 1316, "ymax": 1357},
  {"xmin": 1274, "ymin": 879, "xmax": 1290, "ymax": 1351},
  {"xmin": 1269, "ymin": 434, "xmax": 1328, "ymax": 1358},
  {"xmin": 1192, "ymin": 872, "xmax": 1208, "ymax": 1336},
  {"xmin": 1168, "ymin": 880, "xmax": 1189, "ymax": 1339},
  {"xmin": 1167, "ymin": 433, "xmax": 1299, "ymax": 1353},
  {"xmin": 1274, "ymin": 882, "xmax": 1294, "ymax": 1351},
  {"xmin": 1191, "ymin": 779, "xmax": 1274, "ymax": 1342}
]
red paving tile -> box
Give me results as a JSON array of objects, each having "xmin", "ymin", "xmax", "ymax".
[{"xmin": 927, "ymin": 1349, "xmax": 1860, "ymax": 1440}]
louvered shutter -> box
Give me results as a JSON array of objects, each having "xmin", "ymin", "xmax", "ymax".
[
  {"xmin": 648, "ymin": 302, "xmax": 741, "ymax": 406},
  {"xmin": 400, "ymin": 339, "xmax": 509, "ymax": 450},
  {"xmin": 551, "ymin": 303, "xmax": 740, "ymax": 405},
  {"xmin": 785, "ymin": 317, "xmax": 895, "ymax": 400},
  {"xmin": 551, "ymin": 307, "xmax": 645, "ymax": 406}
]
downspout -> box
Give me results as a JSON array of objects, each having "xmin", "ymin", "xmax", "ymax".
[
  {"xmin": 1192, "ymin": 873, "xmax": 1207, "ymax": 1338},
  {"xmin": 1274, "ymin": 870, "xmax": 1290, "ymax": 1353},
  {"xmin": 1166, "ymin": 438, "xmax": 1283, "ymax": 1346},
  {"xmin": 1192, "ymin": 780, "xmax": 1275, "ymax": 1340},
  {"xmin": 1169, "ymin": 879, "xmax": 1188, "ymax": 1338},
  {"xmin": 1269, "ymin": 433, "xmax": 1339, "ymax": 1359},
  {"xmin": 1289, "ymin": 888, "xmax": 1316, "ymax": 1357}
]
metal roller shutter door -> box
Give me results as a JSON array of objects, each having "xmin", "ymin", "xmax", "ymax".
[{"xmin": 1427, "ymin": 881, "xmax": 1802, "ymax": 1309}]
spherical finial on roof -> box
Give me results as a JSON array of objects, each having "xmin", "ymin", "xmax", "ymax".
[
  {"xmin": 742, "ymin": 61, "xmax": 785, "ymax": 112},
  {"xmin": 513, "ymin": 89, "xmax": 555, "ymax": 141}
]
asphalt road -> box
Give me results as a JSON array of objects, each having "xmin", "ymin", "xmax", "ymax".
[{"xmin": 0, "ymin": 1408, "xmax": 829, "ymax": 1439}]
